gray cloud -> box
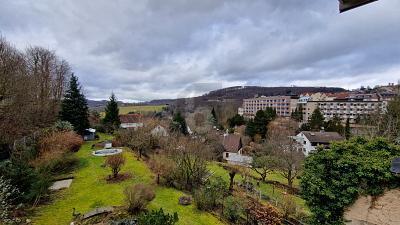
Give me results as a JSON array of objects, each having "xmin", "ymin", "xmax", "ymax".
[{"xmin": 1, "ymin": 0, "xmax": 399, "ymax": 101}]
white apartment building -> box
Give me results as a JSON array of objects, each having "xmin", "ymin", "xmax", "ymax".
[
  {"xmin": 303, "ymin": 100, "xmax": 387, "ymax": 123},
  {"xmin": 241, "ymin": 95, "xmax": 298, "ymax": 118}
]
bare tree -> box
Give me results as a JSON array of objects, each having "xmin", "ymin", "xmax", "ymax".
[
  {"xmin": 251, "ymin": 144, "xmax": 278, "ymax": 182},
  {"xmin": 165, "ymin": 136, "xmax": 211, "ymax": 191},
  {"xmin": 267, "ymin": 119, "xmax": 304, "ymax": 189},
  {"xmin": 0, "ymin": 37, "xmax": 71, "ymax": 157},
  {"xmin": 105, "ymin": 154, "xmax": 126, "ymax": 178}
]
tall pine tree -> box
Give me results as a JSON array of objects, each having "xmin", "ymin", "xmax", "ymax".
[
  {"xmin": 291, "ymin": 105, "xmax": 303, "ymax": 122},
  {"xmin": 211, "ymin": 107, "xmax": 218, "ymax": 125},
  {"xmin": 252, "ymin": 108, "xmax": 277, "ymax": 139},
  {"xmin": 59, "ymin": 74, "xmax": 89, "ymax": 134},
  {"xmin": 309, "ymin": 108, "xmax": 325, "ymax": 131},
  {"xmin": 345, "ymin": 118, "xmax": 351, "ymax": 139},
  {"xmin": 103, "ymin": 93, "xmax": 120, "ymax": 130},
  {"xmin": 170, "ymin": 112, "xmax": 188, "ymax": 135}
]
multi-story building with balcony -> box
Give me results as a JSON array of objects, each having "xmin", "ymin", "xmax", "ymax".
[
  {"xmin": 303, "ymin": 99, "xmax": 387, "ymax": 123},
  {"xmin": 240, "ymin": 95, "xmax": 298, "ymax": 118}
]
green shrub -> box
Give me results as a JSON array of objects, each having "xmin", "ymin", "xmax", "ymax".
[
  {"xmin": 124, "ymin": 184, "xmax": 155, "ymax": 214},
  {"xmin": 0, "ymin": 160, "xmax": 51, "ymax": 204},
  {"xmin": 0, "ymin": 160, "xmax": 37, "ymax": 202},
  {"xmin": 53, "ymin": 120, "xmax": 74, "ymax": 132},
  {"xmin": 138, "ymin": 208, "xmax": 179, "ymax": 225},
  {"xmin": 223, "ymin": 196, "xmax": 243, "ymax": 223},
  {"xmin": 193, "ymin": 188, "xmax": 212, "ymax": 211},
  {"xmin": 301, "ymin": 137, "xmax": 400, "ymax": 225}
]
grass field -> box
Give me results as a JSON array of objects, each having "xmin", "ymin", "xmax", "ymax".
[
  {"xmin": 32, "ymin": 134, "xmax": 224, "ymax": 225},
  {"xmin": 118, "ymin": 105, "xmax": 166, "ymax": 114}
]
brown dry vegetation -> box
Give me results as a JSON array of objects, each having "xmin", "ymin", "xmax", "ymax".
[{"xmin": 31, "ymin": 131, "xmax": 83, "ymax": 167}]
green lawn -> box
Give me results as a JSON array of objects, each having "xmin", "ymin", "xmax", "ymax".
[
  {"xmin": 207, "ymin": 162, "xmax": 309, "ymax": 214},
  {"xmin": 32, "ymin": 135, "xmax": 224, "ymax": 225},
  {"xmin": 118, "ymin": 105, "xmax": 165, "ymax": 115}
]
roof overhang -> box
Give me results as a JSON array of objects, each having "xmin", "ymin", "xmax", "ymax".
[{"xmin": 339, "ymin": 0, "xmax": 378, "ymax": 13}]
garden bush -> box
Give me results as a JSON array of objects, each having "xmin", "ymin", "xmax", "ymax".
[
  {"xmin": 138, "ymin": 208, "xmax": 179, "ymax": 225},
  {"xmin": 223, "ymin": 196, "xmax": 243, "ymax": 223},
  {"xmin": 53, "ymin": 120, "xmax": 74, "ymax": 132},
  {"xmin": 39, "ymin": 131, "xmax": 83, "ymax": 154},
  {"xmin": 0, "ymin": 160, "xmax": 38, "ymax": 202},
  {"xmin": 301, "ymin": 137, "xmax": 400, "ymax": 225},
  {"xmin": 32, "ymin": 131, "xmax": 82, "ymax": 169},
  {"xmin": 105, "ymin": 154, "xmax": 126, "ymax": 179},
  {"xmin": 124, "ymin": 184, "xmax": 155, "ymax": 214}
]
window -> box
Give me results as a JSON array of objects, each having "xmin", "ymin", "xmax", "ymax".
[{"xmin": 225, "ymin": 153, "xmax": 229, "ymax": 158}]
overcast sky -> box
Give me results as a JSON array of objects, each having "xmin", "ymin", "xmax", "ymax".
[{"xmin": 1, "ymin": 0, "xmax": 399, "ymax": 101}]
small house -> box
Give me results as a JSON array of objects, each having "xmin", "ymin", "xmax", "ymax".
[
  {"xmin": 83, "ymin": 128, "xmax": 96, "ymax": 141},
  {"xmin": 294, "ymin": 131, "xmax": 345, "ymax": 155},
  {"xmin": 221, "ymin": 134, "xmax": 252, "ymax": 167},
  {"xmin": 119, "ymin": 114, "xmax": 144, "ymax": 129}
]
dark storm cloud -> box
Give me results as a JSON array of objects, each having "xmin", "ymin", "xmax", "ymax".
[{"xmin": 0, "ymin": 0, "xmax": 399, "ymax": 101}]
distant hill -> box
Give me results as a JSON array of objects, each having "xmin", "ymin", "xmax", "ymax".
[
  {"xmin": 88, "ymin": 86, "xmax": 346, "ymax": 110},
  {"xmin": 167, "ymin": 86, "xmax": 346, "ymax": 113},
  {"xmin": 200, "ymin": 86, "xmax": 345, "ymax": 100}
]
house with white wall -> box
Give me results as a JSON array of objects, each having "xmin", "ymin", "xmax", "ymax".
[
  {"xmin": 294, "ymin": 131, "xmax": 344, "ymax": 155},
  {"xmin": 119, "ymin": 114, "xmax": 144, "ymax": 129},
  {"xmin": 221, "ymin": 134, "xmax": 252, "ymax": 166}
]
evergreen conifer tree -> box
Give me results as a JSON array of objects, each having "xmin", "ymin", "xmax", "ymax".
[
  {"xmin": 252, "ymin": 108, "xmax": 277, "ymax": 139},
  {"xmin": 309, "ymin": 108, "xmax": 325, "ymax": 131},
  {"xmin": 211, "ymin": 107, "xmax": 218, "ymax": 124},
  {"xmin": 245, "ymin": 119, "xmax": 256, "ymax": 138},
  {"xmin": 170, "ymin": 112, "xmax": 188, "ymax": 135},
  {"xmin": 59, "ymin": 74, "xmax": 89, "ymax": 134},
  {"xmin": 345, "ymin": 118, "xmax": 351, "ymax": 139},
  {"xmin": 103, "ymin": 93, "xmax": 120, "ymax": 131},
  {"xmin": 291, "ymin": 105, "xmax": 303, "ymax": 122}
]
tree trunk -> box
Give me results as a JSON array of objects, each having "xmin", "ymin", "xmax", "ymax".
[
  {"xmin": 157, "ymin": 173, "xmax": 160, "ymax": 184},
  {"xmin": 261, "ymin": 174, "xmax": 266, "ymax": 182},
  {"xmin": 229, "ymin": 172, "xmax": 235, "ymax": 192},
  {"xmin": 287, "ymin": 170, "xmax": 293, "ymax": 193}
]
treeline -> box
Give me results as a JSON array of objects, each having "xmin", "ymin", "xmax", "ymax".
[{"xmin": 0, "ymin": 37, "xmax": 72, "ymax": 158}]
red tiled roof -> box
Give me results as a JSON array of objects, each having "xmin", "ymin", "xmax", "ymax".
[
  {"xmin": 221, "ymin": 134, "xmax": 243, "ymax": 153},
  {"xmin": 119, "ymin": 114, "xmax": 142, "ymax": 123}
]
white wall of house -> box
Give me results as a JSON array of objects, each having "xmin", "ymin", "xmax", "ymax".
[
  {"xmin": 223, "ymin": 150, "xmax": 253, "ymax": 167},
  {"xmin": 294, "ymin": 132, "xmax": 315, "ymax": 155},
  {"xmin": 120, "ymin": 122, "xmax": 144, "ymax": 129}
]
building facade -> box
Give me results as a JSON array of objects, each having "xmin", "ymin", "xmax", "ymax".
[
  {"xmin": 303, "ymin": 100, "xmax": 387, "ymax": 123},
  {"xmin": 241, "ymin": 95, "xmax": 298, "ymax": 118}
]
